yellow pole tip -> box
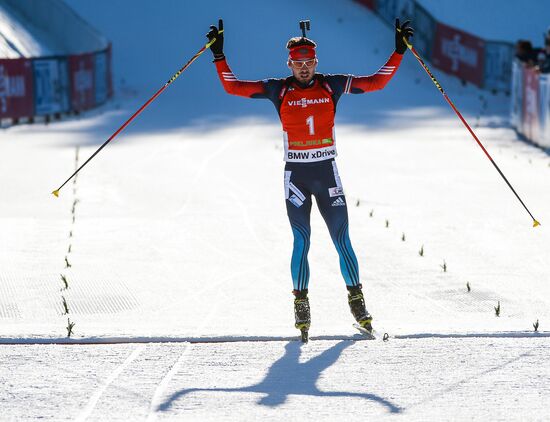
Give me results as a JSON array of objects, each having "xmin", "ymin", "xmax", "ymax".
[
  {"xmin": 533, "ymin": 220, "xmax": 541, "ymax": 228},
  {"xmin": 52, "ymin": 190, "xmax": 59, "ymax": 198}
]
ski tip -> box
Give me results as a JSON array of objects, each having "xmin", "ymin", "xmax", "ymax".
[
  {"xmin": 533, "ymin": 219, "xmax": 541, "ymax": 228},
  {"xmin": 51, "ymin": 190, "xmax": 59, "ymax": 198}
]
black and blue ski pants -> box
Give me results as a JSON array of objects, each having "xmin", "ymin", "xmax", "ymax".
[{"xmin": 284, "ymin": 158, "xmax": 360, "ymax": 291}]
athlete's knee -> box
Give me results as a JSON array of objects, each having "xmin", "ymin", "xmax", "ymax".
[
  {"xmin": 331, "ymin": 219, "xmax": 351, "ymax": 248},
  {"xmin": 291, "ymin": 223, "xmax": 311, "ymax": 252},
  {"xmin": 333, "ymin": 221, "xmax": 360, "ymax": 279}
]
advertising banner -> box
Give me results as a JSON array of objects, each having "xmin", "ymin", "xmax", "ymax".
[
  {"xmin": 522, "ymin": 67, "xmax": 539, "ymax": 142},
  {"xmin": 510, "ymin": 60, "xmax": 523, "ymax": 129},
  {"xmin": 94, "ymin": 51, "xmax": 108, "ymax": 105},
  {"xmin": 432, "ymin": 22, "xmax": 485, "ymax": 87},
  {"xmin": 374, "ymin": 0, "xmax": 398, "ymax": 25},
  {"xmin": 375, "ymin": 0, "xmax": 414, "ymax": 26},
  {"xmin": 69, "ymin": 53, "xmax": 95, "ymax": 111},
  {"xmin": 0, "ymin": 58, "xmax": 34, "ymax": 119},
  {"xmin": 33, "ymin": 58, "xmax": 70, "ymax": 115},
  {"xmin": 413, "ymin": 2, "xmax": 436, "ymax": 60},
  {"xmin": 395, "ymin": 0, "xmax": 415, "ymax": 21},
  {"xmin": 538, "ymin": 74, "xmax": 550, "ymax": 147},
  {"xmin": 484, "ymin": 42, "xmax": 514, "ymax": 92},
  {"xmin": 511, "ymin": 61, "xmax": 550, "ymax": 148},
  {"xmin": 353, "ymin": 0, "xmax": 375, "ymax": 10}
]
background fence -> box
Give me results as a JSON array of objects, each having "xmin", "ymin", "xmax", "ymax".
[
  {"xmin": 354, "ymin": 0, "xmax": 515, "ymax": 93},
  {"xmin": 511, "ymin": 60, "xmax": 550, "ymax": 148},
  {"xmin": 0, "ymin": 45, "xmax": 112, "ymax": 122}
]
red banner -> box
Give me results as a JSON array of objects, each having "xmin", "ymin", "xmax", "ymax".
[
  {"xmin": 69, "ymin": 53, "xmax": 95, "ymax": 111},
  {"xmin": 522, "ymin": 67, "xmax": 540, "ymax": 141},
  {"xmin": 432, "ymin": 22, "xmax": 485, "ymax": 87},
  {"xmin": 353, "ymin": 0, "xmax": 375, "ymax": 10},
  {"xmin": 0, "ymin": 59, "xmax": 34, "ymax": 119}
]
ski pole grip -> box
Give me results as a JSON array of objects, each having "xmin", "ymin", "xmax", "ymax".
[
  {"xmin": 205, "ymin": 29, "xmax": 224, "ymax": 49},
  {"xmin": 396, "ymin": 26, "xmax": 413, "ymax": 50}
]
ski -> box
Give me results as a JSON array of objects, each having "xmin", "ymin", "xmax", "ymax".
[{"xmin": 353, "ymin": 323, "xmax": 376, "ymax": 340}]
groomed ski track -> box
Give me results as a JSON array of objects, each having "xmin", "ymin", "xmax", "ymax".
[{"xmin": 2, "ymin": 339, "xmax": 550, "ymax": 420}]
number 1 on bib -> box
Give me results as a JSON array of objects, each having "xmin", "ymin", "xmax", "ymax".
[{"xmin": 306, "ymin": 115, "xmax": 315, "ymax": 135}]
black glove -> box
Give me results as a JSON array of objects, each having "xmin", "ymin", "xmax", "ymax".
[
  {"xmin": 395, "ymin": 18, "xmax": 414, "ymax": 54},
  {"xmin": 206, "ymin": 19, "xmax": 224, "ymax": 60}
]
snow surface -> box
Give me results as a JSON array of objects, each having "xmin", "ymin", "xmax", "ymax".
[{"xmin": 1, "ymin": 0, "xmax": 550, "ymax": 420}]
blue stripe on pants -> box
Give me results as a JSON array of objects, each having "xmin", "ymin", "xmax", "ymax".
[
  {"xmin": 290, "ymin": 222, "xmax": 310, "ymax": 291},
  {"xmin": 334, "ymin": 221, "xmax": 360, "ymax": 287}
]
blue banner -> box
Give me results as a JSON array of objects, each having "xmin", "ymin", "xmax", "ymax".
[
  {"xmin": 32, "ymin": 58, "xmax": 70, "ymax": 115},
  {"xmin": 375, "ymin": 0, "xmax": 415, "ymax": 24},
  {"xmin": 94, "ymin": 50, "xmax": 108, "ymax": 105},
  {"xmin": 539, "ymin": 75, "xmax": 550, "ymax": 147},
  {"xmin": 510, "ymin": 60, "xmax": 523, "ymax": 129},
  {"xmin": 412, "ymin": 2, "xmax": 436, "ymax": 60},
  {"xmin": 374, "ymin": 0, "xmax": 398, "ymax": 25},
  {"xmin": 483, "ymin": 42, "xmax": 514, "ymax": 93}
]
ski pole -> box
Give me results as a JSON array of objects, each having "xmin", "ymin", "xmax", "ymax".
[
  {"xmin": 399, "ymin": 29, "xmax": 540, "ymax": 228},
  {"xmin": 51, "ymin": 32, "xmax": 223, "ymax": 198}
]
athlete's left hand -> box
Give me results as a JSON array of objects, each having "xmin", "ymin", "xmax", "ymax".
[
  {"xmin": 395, "ymin": 18, "xmax": 414, "ymax": 54},
  {"xmin": 206, "ymin": 19, "xmax": 224, "ymax": 60}
]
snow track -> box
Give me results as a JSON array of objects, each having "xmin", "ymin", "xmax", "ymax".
[
  {"xmin": 2, "ymin": 339, "xmax": 549, "ymax": 420},
  {"xmin": 75, "ymin": 344, "xmax": 146, "ymax": 421},
  {"xmin": 147, "ymin": 344, "xmax": 193, "ymax": 421}
]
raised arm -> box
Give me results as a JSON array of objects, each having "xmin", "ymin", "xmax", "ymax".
[
  {"xmin": 206, "ymin": 19, "xmax": 267, "ymax": 98},
  {"xmin": 345, "ymin": 51, "xmax": 404, "ymax": 93},
  {"xmin": 325, "ymin": 18, "xmax": 413, "ymax": 97},
  {"xmin": 214, "ymin": 57, "xmax": 267, "ymax": 98},
  {"xmin": 347, "ymin": 19, "xmax": 413, "ymax": 93}
]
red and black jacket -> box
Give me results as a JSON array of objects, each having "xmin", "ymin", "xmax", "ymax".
[{"xmin": 214, "ymin": 52, "xmax": 403, "ymax": 162}]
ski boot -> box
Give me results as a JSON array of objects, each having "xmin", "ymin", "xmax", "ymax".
[
  {"xmin": 293, "ymin": 289, "xmax": 310, "ymax": 343},
  {"xmin": 347, "ymin": 285, "xmax": 373, "ymax": 334}
]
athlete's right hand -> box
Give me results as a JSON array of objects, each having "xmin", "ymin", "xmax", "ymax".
[
  {"xmin": 206, "ymin": 19, "xmax": 224, "ymax": 60},
  {"xmin": 395, "ymin": 18, "xmax": 413, "ymax": 54}
]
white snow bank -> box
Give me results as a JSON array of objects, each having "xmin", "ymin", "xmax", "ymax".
[
  {"xmin": 0, "ymin": 0, "xmax": 107, "ymax": 58},
  {"xmin": 0, "ymin": 3, "xmax": 54, "ymax": 58}
]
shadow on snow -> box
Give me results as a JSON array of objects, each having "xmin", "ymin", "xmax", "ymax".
[{"xmin": 157, "ymin": 340, "xmax": 402, "ymax": 414}]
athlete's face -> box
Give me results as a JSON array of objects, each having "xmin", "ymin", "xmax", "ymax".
[{"xmin": 288, "ymin": 58, "xmax": 318, "ymax": 84}]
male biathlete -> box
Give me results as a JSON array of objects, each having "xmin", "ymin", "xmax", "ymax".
[{"xmin": 206, "ymin": 18, "xmax": 413, "ymax": 341}]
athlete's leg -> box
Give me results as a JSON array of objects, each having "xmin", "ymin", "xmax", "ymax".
[
  {"xmin": 284, "ymin": 169, "xmax": 312, "ymax": 292},
  {"xmin": 318, "ymin": 198, "xmax": 360, "ymax": 287},
  {"xmin": 314, "ymin": 162, "xmax": 360, "ymax": 288}
]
